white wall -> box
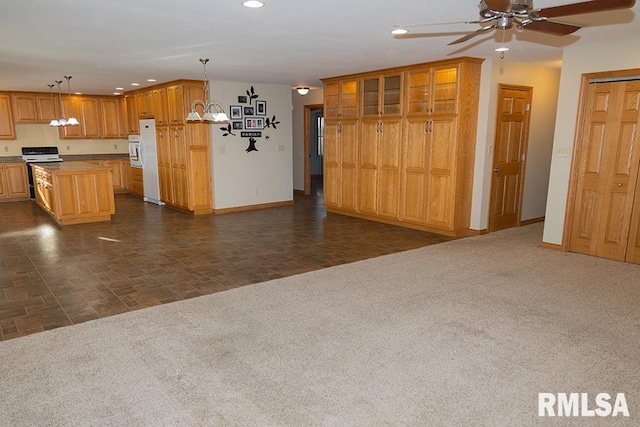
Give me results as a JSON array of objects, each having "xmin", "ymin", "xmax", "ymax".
[
  {"xmin": 292, "ymin": 89, "xmax": 324, "ymax": 192},
  {"xmin": 210, "ymin": 80, "xmax": 293, "ymax": 210},
  {"xmin": 1, "ymin": 125, "xmax": 127, "ymax": 157},
  {"xmin": 543, "ymin": 39, "xmax": 640, "ymax": 245},
  {"xmin": 471, "ymin": 58, "xmax": 561, "ymax": 231}
]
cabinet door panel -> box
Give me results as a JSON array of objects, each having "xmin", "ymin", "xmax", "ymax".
[
  {"xmin": 401, "ymin": 120, "xmax": 428, "ymax": 223},
  {"xmin": 378, "ymin": 120, "xmax": 402, "ymax": 218},
  {"xmin": 341, "ymin": 121, "xmax": 359, "ymax": 211},
  {"xmin": 323, "ymin": 121, "xmax": 340, "ymax": 208},
  {"xmin": 4, "ymin": 163, "xmax": 29, "ymax": 197},
  {"xmin": 0, "ymin": 94, "xmax": 16, "ymax": 139}
]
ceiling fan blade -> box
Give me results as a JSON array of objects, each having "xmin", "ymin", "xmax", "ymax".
[
  {"xmin": 448, "ymin": 25, "xmax": 495, "ymax": 45},
  {"xmin": 484, "ymin": 0, "xmax": 512, "ymax": 12},
  {"xmin": 393, "ymin": 20, "xmax": 481, "ymax": 28},
  {"xmin": 538, "ymin": 0, "xmax": 636, "ymax": 19},
  {"xmin": 524, "ymin": 20, "xmax": 581, "ymax": 35}
]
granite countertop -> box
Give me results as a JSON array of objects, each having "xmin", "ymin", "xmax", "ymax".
[
  {"xmin": 61, "ymin": 154, "xmax": 128, "ymax": 161},
  {"xmin": 0, "ymin": 156, "xmax": 24, "ymax": 163},
  {"xmin": 32, "ymin": 161, "xmax": 112, "ymax": 172},
  {"xmin": 1, "ymin": 154, "xmax": 128, "ymax": 163}
]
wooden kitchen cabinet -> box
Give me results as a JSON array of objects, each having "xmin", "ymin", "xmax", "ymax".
[
  {"xmin": 0, "ymin": 162, "xmax": 29, "ymax": 200},
  {"xmin": 129, "ymin": 164, "xmax": 144, "ymax": 198},
  {"xmin": 323, "ymin": 119, "xmax": 359, "ymax": 211},
  {"xmin": 153, "ymin": 87, "xmax": 168, "ymax": 126},
  {"xmin": 33, "ymin": 162, "xmax": 115, "ymax": 225},
  {"xmin": 322, "ymin": 57, "xmax": 483, "ymax": 236},
  {"xmin": 324, "ymin": 79, "xmax": 358, "ymax": 120},
  {"xmin": 100, "ymin": 98, "xmax": 125, "ymax": 138},
  {"xmin": 361, "ymin": 73, "xmax": 402, "ymax": 117},
  {"xmin": 167, "ymin": 84, "xmax": 185, "ymax": 125},
  {"xmin": 58, "ymin": 96, "xmax": 101, "ymax": 139},
  {"xmin": 0, "ymin": 93, "xmax": 16, "ymax": 139},
  {"xmin": 137, "ymin": 91, "xmax": 154, "ymax": 118},
  {"xmin": 125, "ymin": 95, "xmax": 139, "ymax": 134},
  {"xmin": 358, "ymin": 118, "xmax": 402, "ymax": 219}
]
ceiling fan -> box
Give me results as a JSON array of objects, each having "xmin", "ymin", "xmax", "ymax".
[{"xmin": 392, "ymin": 0, "xmax": 636, "ymax": 46}]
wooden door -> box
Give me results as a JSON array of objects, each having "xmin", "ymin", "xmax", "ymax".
[
  {"xmin": 153, "ymin": 88, "xmax": 168, "ymax": 126},
  {"xmin": 167, "ymin": 84, "xmax": 185, "ymax": 125},
  {"xmin": 0, "ymin": 94, "xmax": 16, "ymax": 139},
  {"xmin": 340, "ymin": 120, "xmax": 359, "ymax": 212},
  {"xmin": 378, "ymin": 119, "xmax": 402, "ymax": 219},
  {"xmin": 4, "ymin": 163, "xmax": 29, "ymax": 197},
  {"xmin": 426, "ymin": 116, "xmax": 457, "ymax": 228},
  {"xmin": 359, "ymin": 119, "xmax": 380, "ymax": 214},
  {"xmin": 11, "ymin": 93, "xmax": 38, "ymax": 123},
  {"xmin": 170, "ymin": 125, "xmax": 188, "ymax": 209},
  {"xmin": 569, "ymin": 81, "xmax": 640, "ymax": 261},
  {"xmin": 79, "ymin": 97, "xmax": 101, "ymax": 138},
  {"xmin": 59, "ymin": 97, "xmax": 82, "ymax": 138},
  {"xmin": 401, "ymin": 119, "xmax": 429, "ymax": 223},
  {"xmin": 126, "ymin": 95, "xmax": 139, "ymax": 134},
  {"xmin": 489, "ymin": 85, "xmax": 532, "ymax": 232},
  {"xmin": 100, "ymin": 98, "xmax": 121, "ymax": 138},
  {"xmin": 156, "ymin": 126, "xmax": 172, "ymax": 203},
  {"xmin": 36, "ymin": 94, "xmax": 57, "ymax": 123},
  {"xmin": 323, "ymin": 120, "xmax": 341, "ymax": 208}
]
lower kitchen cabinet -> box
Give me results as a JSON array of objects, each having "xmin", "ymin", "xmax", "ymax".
[
  {"xmin": 129, "ymin": 165, "xmax": 144, "ymax": 198},
  {"xmin": 0, "ymin": 162, "xmax": 29, "ymax": 201}
]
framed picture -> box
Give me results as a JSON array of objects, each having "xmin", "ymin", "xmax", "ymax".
[
  {"xmin": 244, "ymin": 106, "xmax": 255, "ymax": 116},
  {"xmin": 230, "ymin": 105, "xmax": 242, "ymax": 120},
  {"xmin": 244, "ymin": 117, "xmax": 264, "ymax": 129},
  {"xmin": 232, "ymin": 121, "xmax": 243, "ymax": 130},
  {"xmin": 256, "ymin": 100, "xmax": 266, "ymax": 116},
  {"xmin": 237, "ymin": 96, "xmax": 247, "ymax": 104}
]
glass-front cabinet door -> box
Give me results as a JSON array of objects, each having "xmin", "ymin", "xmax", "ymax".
[
  {"xmin": 362, "ymin": 73, "xmax": 402, "ymax": 117},
  {"xmin": 325, "ymin": 79, "xmax": 359, "ymax": 119},
  {"xmin": 405, "ymin": 65, "xmax": 458, "ymax": 116}
]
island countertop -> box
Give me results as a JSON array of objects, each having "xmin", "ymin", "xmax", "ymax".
[{"xmin": 33, "ymin": 161, "xmax": 112, "ymax": 172}]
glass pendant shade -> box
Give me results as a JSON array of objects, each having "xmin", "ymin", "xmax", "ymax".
[{"xmin": 186, "ymin": 58, "xmax": 229, "ymax": 123}]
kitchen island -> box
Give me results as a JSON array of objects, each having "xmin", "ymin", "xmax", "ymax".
[{"xmin": 32, "ymin": 161, "xmax": 115, "ymax": 225}]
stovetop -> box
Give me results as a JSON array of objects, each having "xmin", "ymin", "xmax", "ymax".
[{"xmin": 21, "ymin": 146, "xmax": 63, "ymax": 162}]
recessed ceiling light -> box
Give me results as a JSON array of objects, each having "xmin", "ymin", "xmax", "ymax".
[
  {"xmin": 147, "ymin": 79, "xmax": 157, "ymax": 82},
  {"xmin": 391, "ymin": 28, "xmax": 408, "ymax": 35},
  {"xmin": 116, "ymin": 87, "xmax": 124, "ymax": 91},
  {"xmin": 131, "ymin": 82, "xmax": 140, "ymax": 86},
  {"xmin": 242, "ymin": 1, "xmax": 264, "ymax": 8},
  {"xmin": 113, "ymin": 92, "xmax": 122, "ymax": 95},
  {"xmin": 74, "ymin": 92, "xmax": 82, "ymax": 95}
]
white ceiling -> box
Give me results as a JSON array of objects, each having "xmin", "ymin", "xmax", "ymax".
[{"xmin": 0, "ymin": 0, "xmax": 638, "ymax": 96}]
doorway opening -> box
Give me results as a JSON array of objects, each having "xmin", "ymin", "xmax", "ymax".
[{"xmin": 304, "ymin": 104, "xmax": 324, "ymax": 197}]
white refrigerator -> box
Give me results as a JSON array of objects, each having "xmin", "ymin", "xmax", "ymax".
[{"xmin": 138, "ymin": 119, "xmax": 164, "ymax": 205}]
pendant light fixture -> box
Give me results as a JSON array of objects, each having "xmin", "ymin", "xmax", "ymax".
[
  {"xmin": 186, "ymin": 58, "xmax": 229, "ymax": 123},
  {"xmin": 55, "ymin": 80, "xmax": 67, "ymax": 127},
  {"xmin": 47, "ymin": 84, "xmax": 60, "ymax": 127},
  {"xmin": 64, "ymin": 76, "xmax": 80, "ymax": 126}
]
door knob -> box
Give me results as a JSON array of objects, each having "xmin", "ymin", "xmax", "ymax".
[
  {"xmin": 617, "ymin": 183, "xmax": 623, "ymax": 187},
  {"xmin": 494, "ymin": 168, "xmax": 501, "ymax": 173}
]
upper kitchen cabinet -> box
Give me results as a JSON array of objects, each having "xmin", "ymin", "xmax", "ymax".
[
  {"xmin": 11, "ymin": 92, "xmax": 56, "ymax": 124},
  {"xmin": 100, "ymin": 97, "xmax": 126, "ymax": 139},
  {"xmin": 153, "ymin": 87, "xmax": 168, "ymax": 126},
  {"xmin": 0, "ymin": 94, "xmax": 16, "ymax": 139},
  {"xmin": 405, "ymin": 64, "xmax": 459, "ymax": 116},
  {"xmin": 167, "ymin": 84, "xmax": 185, "ymax": 125},
  {"xmin": 125, "ymin": 95, "xmax": 139, "ymax": 134},
  {"xmin": 324, "ymin": 79, "xmax": 358, "ymax": 120},
  {"xmin": 362, "ymin": 73, "xmax": 402, "ymax": 118},
  {"xmin": 59, "ymin": 96, "xmax": 101, "ymax": 139},
  {"xmin": 136, "ymin": 90, "xmax": 154, "ymax": 118}
]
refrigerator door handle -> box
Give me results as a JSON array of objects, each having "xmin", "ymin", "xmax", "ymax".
[{"xmin": 138, "ymin": 138, "xmax": 145, "ymax": 168}]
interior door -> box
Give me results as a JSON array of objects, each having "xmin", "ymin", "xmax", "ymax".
[
  {"xmin": 489, "ymin": 85, "xmax": 532, "ymax": 232},
  {"xmin": 569, "ymin": 80, "xmax": 640, "ymax": 261}
]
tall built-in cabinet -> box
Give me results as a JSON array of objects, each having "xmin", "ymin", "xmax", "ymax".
[
  {"xmin": 143, "ymin": 81, "xmax": 211, "ymax": 215},
  {"xmin": 322, "ymin": 57, "xmax": 483, "ymax": 236}
]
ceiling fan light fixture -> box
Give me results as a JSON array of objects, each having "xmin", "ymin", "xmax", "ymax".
[
  {"xmin": 391, "ymin": 28, "xmax": 408, "ymax": 35},
  {"xmin": 242, "ymin": 1, "xmax": 264, "ymax": 8}
]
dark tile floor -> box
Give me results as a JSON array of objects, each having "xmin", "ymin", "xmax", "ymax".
[{"xmin": 0, "ymin": 188, "xmax": 453, "ymax": 341}]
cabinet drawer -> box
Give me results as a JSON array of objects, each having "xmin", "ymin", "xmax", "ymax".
[{"xmin": 131, "ymin": 167, "xmax": 143, "ymax": 181}]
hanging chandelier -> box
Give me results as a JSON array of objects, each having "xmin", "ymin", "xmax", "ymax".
[
  {"xmin": 186, "ymin": 58, "xmax": 229, "ymax": 123},
  {"xmin": 50, "ymin": 76, "xmax": 79, "ymax": 127}
]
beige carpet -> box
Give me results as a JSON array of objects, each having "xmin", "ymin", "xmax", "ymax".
[{"xmin": 1, "ymin": 223, "xmax": 639, "ymax": 426}]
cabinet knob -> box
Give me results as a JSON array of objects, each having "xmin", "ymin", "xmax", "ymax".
[
  {"xmin": 494, "ymin": 168, "xmax": 502, "ymax": 173},
  {"xmin": 616, "ymin": 183, "xmax": 623, "ymax": 187}
]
